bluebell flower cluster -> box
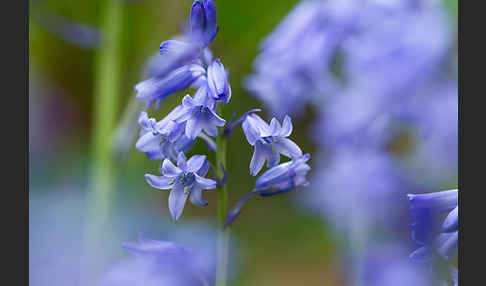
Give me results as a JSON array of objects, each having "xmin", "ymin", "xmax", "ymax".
[
  {"xmin": 246, "ymin": 0, "xmax": 457, "ymax": 284},
  {"xmin": 225, "ymin": 114, "xmax": 310, "ymax": 227},
  {"xmin": 134, "ymin": 0, "xmax": 232, "ymax": 221}
]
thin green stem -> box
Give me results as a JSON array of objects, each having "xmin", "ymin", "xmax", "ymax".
[
  {"xmin": 215, "ymin": 104, "xmax": 230, "ymax": 286},
  {"xmin": 81, "ymin": 0, "xmax": 123, "ymax": 283}
]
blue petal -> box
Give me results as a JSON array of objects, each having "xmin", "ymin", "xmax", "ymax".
[
  {"xmin": 242, "ymin": 118, "xmax": 260, "ymax": 146},
  {"xmin": 204, "ymin": 124, "xmax": 218, "ymax": 137},
  {"xmin": 273, "ymin": 138, "xmax": 302, "ymax": 158},
  {"xmin": 145, "ymin": 174, "xmax": 173, "ymax": 190},
  {"xmin": 202, "ymin": 0, "xmax": 218, "ymax": 45},
  {"xmin": 266, "ymin": 146, "xmax": 280, "ymax": 168},
  {"xmin": 269, "ymin": 118, "xmax": 281, "ymax": 135},
  {"xmin": 161, "ymin": 159, "xmax": 182, "ymax": 177},
  {"xmin": 195, "ymin": 174, "xmax": 216, "ymax": 190},
  {"xmin": 196, "ymin": 159, "xmax": 210, "ymax": 177},
  {"xmin": 441, "ymin": 206, "xmax": 458, "ymax": 232},
  {"xmin": 177, "ymin": 152, "xmax": 188, "ymax": 170},
  {"xmin": 186, "ymin": 155, "xmax": 207, "ymax": 173},
  {"xmin": 186, "ymin": 118, "xmax": 203, "ymax": 139},
  {"xmin": 250, "ymin": 142, "xmax": 266, "ymax": 176},
  {"xmin": 207, "ymin": 59, "xmax": 231, "ymax": 103},
  {"xmin": 190, "ymin": 1, "xmax": 205, "ymax": 42},
  {"xmin": 280, "ymin": 115, "xmax": 293, "ymax": 137},
  {"xmin": 168, "ymin": 185, "xmax": 189, "ymax": 221},
  {"xmin": 135, "ymin": 132, "xmax": 162, "ymax": 152},
  {"xmin": 189, "ymin": 187, "xmax": 208, "ymax": 206}
]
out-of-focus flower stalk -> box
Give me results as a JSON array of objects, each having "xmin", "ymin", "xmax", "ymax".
[
  {"xmin": 215, "ymin": 103, "xmax": 230, "ymax": 286},
  {"xmin": 82, "ymin": 0, "xmax": 124, "ymax": 283}
]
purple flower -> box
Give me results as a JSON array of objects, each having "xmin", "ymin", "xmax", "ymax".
[
  {"xmin": 190, "ymin": 0, "xmax": 218, "ymax": 47},
  {"xmin": 224, "ymin": 154, "xmax": 311, "ymax": 228},
  {"xmin": 300, "ymin": 149, "xmax": 408, "ymax": 233},
  {"xmin": 101, "ymin": 234, "xmax": 215, "ymax": 286},
  {"xmin": 207, "ymin": 59, "xmax": 231, "ymax": 104},
  {"xmin": 255, "ymin": 153, "xmax": 311, "ymax": 192},
  {"xmin": 242, "ymin": 114, "xmax": 302, "ymax": 175},
  {"xmin": 135, "ymin": 111, "xmax": 190, "ymax": 161},
  {"xmin": 135, "ymin": 64, "xmax": 206, "ymax": 109},
  {"xmin": 145, "ymin": 152, "xmax": 216, "ymax": 220},
  {"xmin": 172, "ymin": 86, "xmax": 226, "ymax": 139},
  {"xmin": 407, "ymin": 189, "xmax": 458, "ymax": 261}
]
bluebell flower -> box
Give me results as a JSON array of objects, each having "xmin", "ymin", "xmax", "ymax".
[
  {"xmin": 135, "ymin": 64, "xmax": 206, "ymax": 109},
  {"xmin": 101, "ymin": 236, "xmax": 213, "ymax": 286},
  {"xmin": 151, "ymin": 39, "xmax": 201, "ymax": 79},
  {"xmin": 190, "ymin": 0, "xmax": 218, "ymax": 47},
  {"xmin": 224, "ymin": 154, "xmax": 311, "ymax": 228},
  {"xmin": 254, "ymin": 153, "xmax": 311, "ymax": 192},
  {"xmin": 145, "ymin": 152, "xmax": 216, "ymax": 220},
  {"xmin": 242, "ymin": 114, "xmax": 302, "ymax": 175},
  {"xmin": 407, "ymin": 189, "xmax": 458, "ymax": 261},
  {"xmin": 172, "ymin": 86, "xmax": 226, "ymax": 139},
  {"xmin": 207, "ymin": 59, "xmax": 231, "ymax": 104},
  {"xmin": 135, "ymin": 111, "xmax": 189, "ymax": 161}
]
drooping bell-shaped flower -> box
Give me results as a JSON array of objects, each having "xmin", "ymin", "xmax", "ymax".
[
  {"xmin": 135, "ymin": 64, "xmax": 206, "ymax": 109},
  {"xmin": 145, "ymin": 152, "xmax": 216, "ymax": 220},
  {"xmin": 255, "ymin": 153, "xmax": 311, "ymax": 192},
  {"xmin": 207, "ymin": 59, "xmax": 231, "ymax": 104},
  {"xmin": 190, "ymin": 0, "xmax": 218, "ymax": 47},
  {"xmin": 242, "ymin": 113, "xmax": 302, "ymax": 175},
  {"xmin": 135, "ymin": 110, "xmax": 189, "ymax": 161},
  {"xmin": 172, "ymin": 86, "xmax": 226, "ymax": 139}
]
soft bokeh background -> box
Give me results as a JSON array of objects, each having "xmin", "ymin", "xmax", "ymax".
[{"xmin": 29, "ymin": 0, "xmax": 458, "ymax": 285}]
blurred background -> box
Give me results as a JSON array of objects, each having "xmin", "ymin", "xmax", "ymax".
[{"xmin": 29, "ymin": 0, "xmax": 458, "ymax": 285}]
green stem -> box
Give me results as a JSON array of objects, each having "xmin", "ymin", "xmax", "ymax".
[
  {"xmin": 215, "ymin": 104, "xmax": 230, "ymax": 286},
  {"xmin": 81, "ymin": 0, "xmax": 123, "ymax": 283}
]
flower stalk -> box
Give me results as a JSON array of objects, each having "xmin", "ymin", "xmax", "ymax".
[{"xmin": 216, "ymin": 104, "xmax": 230, "ymax": 286}]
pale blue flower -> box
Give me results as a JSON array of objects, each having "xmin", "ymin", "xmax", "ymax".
[
  {"xmin": 145, "ymin": 152, "xmax": 216, "ymax": 220},
  {"xmin": 242, "ymin": 114, "xmax": 302, "ymax": 175},
  {"xmin": 224, "ymin": 154, "xmax": 311, "ymax": 228},
  {"xmin": 207, "ymin": 59, "xmax": 231, "ymax": 104},
  {"xmin": 135, "ymin": 110, "xmax": 189, "ymax": 161},
  {"xmin": 135, "ymin": 64, "xmax": 206, "ymax": 108},
  {"xmin": 172, "ymin": 86, "xmax": 226, "ymax": 139},
  {"xmin": 254, "ymin": 153, "xmax": 311, "ymax": 192}
]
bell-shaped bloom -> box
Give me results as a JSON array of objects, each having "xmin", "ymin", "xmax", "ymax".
[
  {"xmin": 172, "ymin": 87, "xmax": 226, "ymax": 139},
  {"xmin": 207, "ymin": 59, "xmax": 231, "ymax": 104},
  {"xmin": 224, "ymin": 154, "xmax": 311, "ymax": 228},
  {"xmin": 407, "ymin": 189, "xmax": 458, "ymax": 261},
  {"xmin": 255, "ymin": 153, "xmax": 311, "ymax": 192},
  {"xmin": 148, "ymin": 39, "xmax": 201, "ymax": 79},
  {"xmin": 242, "ymin": 113, "xmax": 302, "ymax": 175},
  {"xmin": 145, "ymin": 152, "xmax": 216, "ymax": 220},
  {"xmin": 135, "ymin": 110, "xmax": 189, "ymax": 161},
  {"xmin": 190, "ymin": 0, "xmax": 218, "ymax": 47},
  {"xmin": 135, "ymin": 64, "xmax": 206, "ymax": 109}
]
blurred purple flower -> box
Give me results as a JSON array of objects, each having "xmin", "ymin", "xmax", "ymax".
[
  {"xmin": 301, "ymin": 149, "xmax": 408, "ymax": 233},
  {"xmin": 135, "ymin": 64, "xmax": 206, "ymax": 109},
  {"xmin": 407, "ymin": 189, "xmax": 458, "ymax": 261},
  {"xmin": 145, "ymin": 152, "xmax": 215, "ymax": 220}
]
